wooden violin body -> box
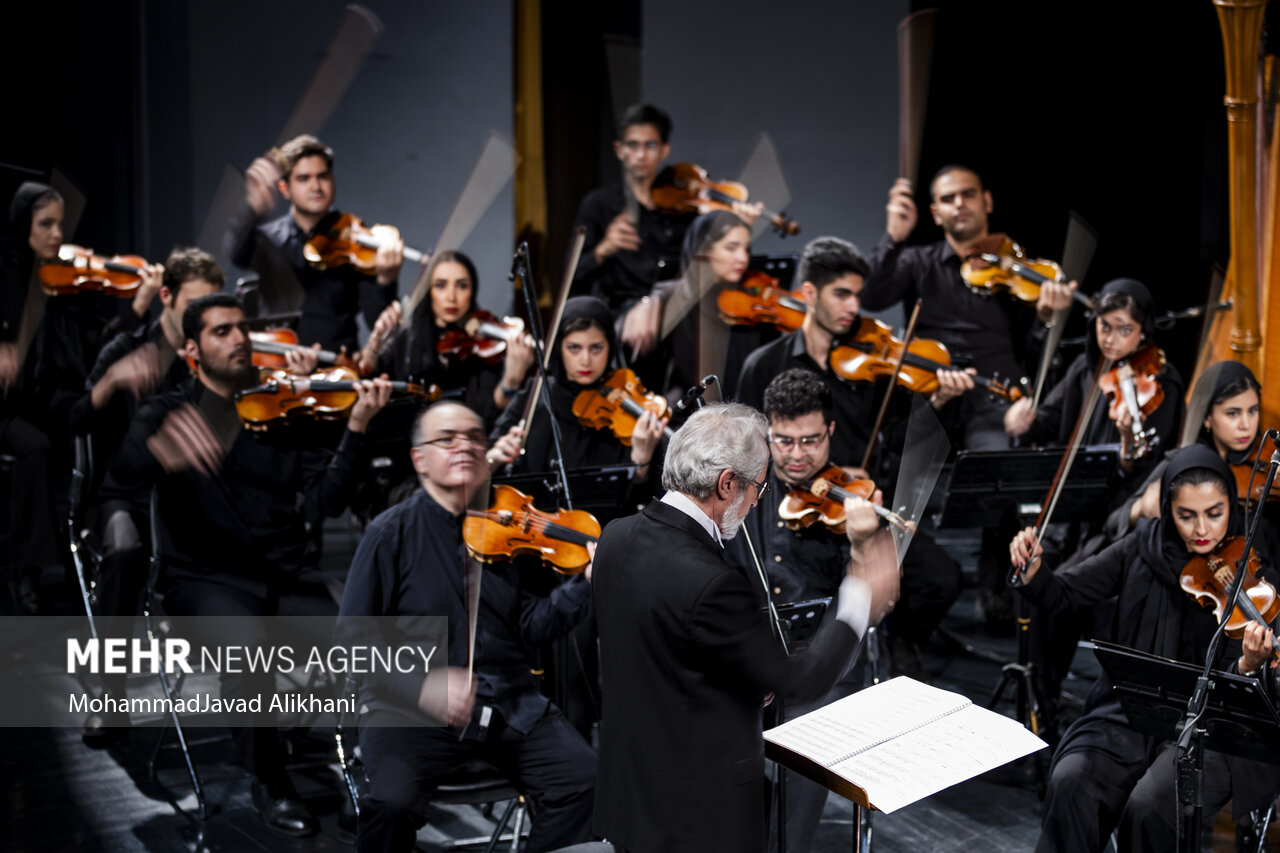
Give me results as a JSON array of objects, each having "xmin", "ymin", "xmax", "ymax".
[
  {"xmin": 1098, "ymin": 344, "xmax": 1165, "ymax": 460},
  {"xmin": 436, "ymin": 311, "xmax": 524, "ymax": 363},
  {"xmin": 572, "ymin": 368, "xmax": 674, "ymax": 446},
  {"xmin": 234, "ymin": 366, "xmax": 439, "ymax": 430},
  {"xmin": 248, "ymin": 328, "xmax": 358, "ymax": 372},
  {"xmin": 778, "ymin": 465, "xmax": 876, "ymax": 535},
  {"xmin": 1180, "ymin": 536, "xmax": 1280, "ymax": 661},
  {"xmin": 39, "ymin": 244, "xmax": 149, "ymax": 298},
  {"xmin": 1233, "ymin": 458, "xmax": 1280, "ymax": 505},
  {"xmin": 463, "ymin": 484, "xmax": 600, "ymax": 574},
  {"xmin": 717, "ymin": 271, "xmax": 806, "ymax": 332},
  {"xmin": 652, "ymin": 162, "xmax": 801, "ymax": 237},
  {"xmin": 829, "ymin": 316, "xmax": 1026, "ymax": 403},
  {"xmin": 959, "ymin": 235, "xmax": 1095, "ymax": 311},
  {"xmin": 302, "ymin": 211, "xmax": 427, "ymax": 273}
]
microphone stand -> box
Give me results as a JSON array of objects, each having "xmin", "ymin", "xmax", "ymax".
[
  {"xmin": 509, "ymin": 242, "xmax": 575, "ymax": 510},
  {"xmin": 1174, "ymin": 428, "xmax": 1280, "ymax": 852}
]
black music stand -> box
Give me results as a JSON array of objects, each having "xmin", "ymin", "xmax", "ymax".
[
  {"xmin": 1087, "ymin": 640, "xmax": 1280, "ymax": 764},
  {"xmin": 494, "ymin": 465, "xmax": 638, "ymax": 517},
  {"xmin": 937, "ymin": 447, "xmax": 1118, "ymax": 785}
]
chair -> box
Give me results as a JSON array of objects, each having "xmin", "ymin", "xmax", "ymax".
[
  {"xmin": 141, "ymin": 489, "xmax": 209, "ymax": 819},
  {"xmin": 334, "ymin": 687, "xmax": 529, "ymax": 852}
]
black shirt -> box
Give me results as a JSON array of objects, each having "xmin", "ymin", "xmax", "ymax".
[
  {"xmin": 736, "ymin": 329, "xmax": 886, "ymax": 469},
  {"xmin": 572, "ymin": 183, "xmax": 696, "ymax": 312},
  {"xmin": 226, "ymin": 206, "xmax": 397, "ymax": 354},
  {"xmin": 109, "ymin": 377, "xmax": 366, "ymax": 594},
  {"xmin": 337, "ymin": 487, "xmax": 591, "ymax": 733},
  {"xmin": 862, "ymin": 233, "xmax": 1042, "ymax": 408}
]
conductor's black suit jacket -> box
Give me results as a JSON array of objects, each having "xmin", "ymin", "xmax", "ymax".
[{"xmin": 592, "ymin": 499, "xmax": 860, "ymax": 853}]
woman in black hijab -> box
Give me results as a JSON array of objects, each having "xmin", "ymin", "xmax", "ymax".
[
  {"xmin": 1, "ymin": 182, "xmax": 66, "ymax": 611},
  {"xmin": 1010, "ymin": 444, "xmax": 1280, "ymax": 852},
  {"xmin": 1005, "ymin": 277, "xmax": 1184, "ymax": 482},
  {"xmin": 488, "ymin": 296, "xmax": 666, "ymax": 513},
  {"xmin": 357, "ymin": 250, "xmax": 535, "ymax": 429}
]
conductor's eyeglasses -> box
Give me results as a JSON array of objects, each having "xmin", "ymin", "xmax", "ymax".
[{"xmin": 418, "ymin": 431, "xmax": 488, "ymax": 451}]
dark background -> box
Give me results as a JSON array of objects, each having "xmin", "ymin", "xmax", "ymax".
[{"xmin": 0, "ymin": 0, "xmax": 1256, "ymax": 378}]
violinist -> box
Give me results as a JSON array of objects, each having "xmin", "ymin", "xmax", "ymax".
[
  {"xmin": 225, "ymin": 134, "xmax": 403, "ymax": 355},
  {"xmin": 357, "ymin": 249, "xmax": 535, "ymax": 427},
  {"xmin": 866, "ymin": 166, "xmax": 1076, "ymax": 629},
  {"xmin": 738, "ymin": 236, "xmax": 969, "ymax": 465},
  {"xmin": 69, "ymin": 249, "xmax": 252, "ymax": 743},
  {"xmin": 723, "ymin": 368, "xmax": 959, "ymax": 853},
  {"xmin": 1008, "ymin": 446, "xmax": 1280, "ymax": 853},
  {"xmin": 108, "ymin": 293, "xmax": 391, "ymax": 836},
  {"xmin": 1005, "ymin": 278, "xmax": 1184, "ymax": 478},
  {"xmin": 658, "ymin": 209, "xmax": 758, "ymax": 399},
  {"xmin": 339, "ymin": 400, "xmax": 596, "ymax": 853},
  {"xmin": 0, "ymin": 183, "xmax": 66, "ymax": 612},
  {"xmin": 487, "ymin": 296, "xmax": 666, "ymax": 506}
]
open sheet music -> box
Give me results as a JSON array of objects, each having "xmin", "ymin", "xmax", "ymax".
[{"xmin": 764, "ymin": 676, "xmax": 1047, "ymax": 813}]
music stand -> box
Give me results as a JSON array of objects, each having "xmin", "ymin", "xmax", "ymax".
[
  {"xmin": 937, "ymin": 446, "xmax": 1118, "ymax": 530},
  {"xmin": 494, "ymin": 464, "xmax": 638, "ymax": 517},
  {"xmin": 937, "ymin": 447, "xmax": 1118, "ymax": 783},
  {"xmin": 1088, "ymin": 640, "xmax": 1280, "ymax": 765}
]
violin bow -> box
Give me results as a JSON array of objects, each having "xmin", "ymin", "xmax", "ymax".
[
  {"xmin": 1010, "ymin": 355, "xmax": 1113, "ymax": 585},
  {"xmin": 512, "ymin": 229, "xmax": 585, "ymax": 458},
  {"xmin": 859, "ymin": 299, "xmax": 922, "ymax": 472}
]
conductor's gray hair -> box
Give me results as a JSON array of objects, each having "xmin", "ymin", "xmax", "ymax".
[{"xmin": 662, "ymin": 403, "xmax": 769, "ymax": 501}]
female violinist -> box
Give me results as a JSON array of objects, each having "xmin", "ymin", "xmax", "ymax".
[
  {"xmin": 358, "ymin": 250, "xmax": 535, "ymax": 428},
  {"xmin": 487, "ymin": 296, "xmax": 666, "ymax": 515},
  {"xmin": 1004, "ymin": 278, "xmax": 1184, "ymax": 478},
  {"xmin": 655, "ymin": 209, "xmax": 762, "ymax": 399},
  {"xmin": 1009, "ymin": 446, "xmax": 1280, "ymax": 853}
]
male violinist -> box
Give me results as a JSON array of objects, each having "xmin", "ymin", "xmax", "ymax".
[
  {"xmin": 864, "ymin": 166, "xmax": 1076, "ymax": 626},
  {"xmin": 338, "ymin": 400, "xmax": 596, "ymax": 853},
  {"xmin": 572, "ymin": 104, "xmax": 760, "ymax": 369},
  {"xmin": 109, "ymin": 293, "xmax": 391, "ymax": 836},
  {"xmin": 592, "ymin": 402, "xmax": 899, "ymax": 853},
  {"xmin": 225, "ymin": 133, "xmax": 404, "ymax": 355}
]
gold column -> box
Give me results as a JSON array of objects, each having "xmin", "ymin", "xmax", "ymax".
[
  {"xmin": 1214, "ymin": 0, "xmax": 1268, "ymax": 369},
  {"xmin": 513, "ymin": 0, "xmax": 547, "ymax": 287}
]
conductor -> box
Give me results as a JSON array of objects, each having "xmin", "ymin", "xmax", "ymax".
[{"xmin": 591, "ymin": 402, "xmax": 900, "ymax": 853}]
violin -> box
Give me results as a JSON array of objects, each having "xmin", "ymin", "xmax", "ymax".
[
  {"xmin": 1180, "ymin": 536, "xmax": 1280, "ymax": 662},
  {"xmin": 960, "ymin": 236, "xmax": 1096, "ymax": 311},
  {"xmin": 1232, "ymin": 458, "xmax": 1280, "ymax": 506},
  {"xmin": 234, "ymin": 365, "xmax": 440, "ymax": 430},
  {"xmin": 248, "ymin": 329, "xmax": 359, "ymax": 372},
  {"xmin": 463, "ymin": 484, "xmax": 601, "ymax": 574},
  {"xmin": 302, "ymin": 212, "xmax": 428, "ymax": 273},
  {"xmin": 651, "ymin": 163, "xmax": 801, "ymax": 237},
  {"xmin": 717, "ymin": 271, "xmax": 806, "ymax": 332},
  {"xmin": 778, "ymin": 464, "xmax": 914, "ymax": 534},
  {"xmin": 436, "ymin": 311, "xmax": 525, "ymax": 363},
  {"xmin": 38, "ymin": 244, "xmax": 151, "ymax": 298},
  {"xmin": 1097, "ymin": 344, "xmax": 1165, "ymax": 460},
  {"xmin": 572, "ymin": 368, "xmax": 675, "ymax": 446},
  {"xmin": 829, "ymin": 316, "xmax": 1026, "ymax": 403}
]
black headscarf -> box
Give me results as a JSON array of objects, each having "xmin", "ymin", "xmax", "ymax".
[
  {"xmin": 547, "ymin": 296, "xmax": 618, "ymax": 411},
  {"xmin": 1194, "ymin": 360, "xmax": 1261, "ymax": 466},
  {"xmin": 1137, "ymin": 443, "xmax": 1242, "ymax": 574},
  {"xmin": 679, "ymin": 210, "xmax": 746, "ymax": 276},
  {"xmin": 1085, "ymin": 277, "xmax": 1156, "ymax": 365},
  {"xmin": 2, "ymin": 182, "xmax": 57, "ymax": 286}
]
